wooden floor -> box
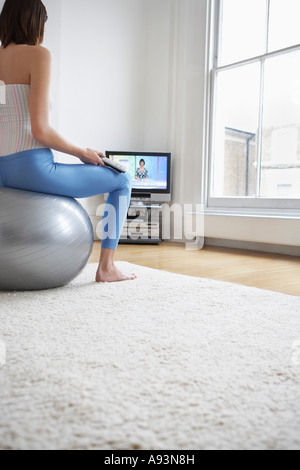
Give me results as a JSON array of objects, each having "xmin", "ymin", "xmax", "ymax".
[{"xmin": 90, "ymin": 242, "xmax": 300, "ymax": 297}]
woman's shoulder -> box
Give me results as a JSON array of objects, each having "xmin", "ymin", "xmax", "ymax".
[
  {"xmin": 0, "ymin": 43, "xmax": 50, "ymax": 56},
  {"xmin": 25, "ymin": 45, "xmax": 52, "ymax": 74},
  {"xmin": 26, "ymin": 45, "xmax": 51, "ymax": 60},
  {"xmin": 6, "ymin": 44, "xmax": 49, "ymax": 65},
  {"xmin": 6, "ymin": 44, "xmax": 51, "ymax": 66}
]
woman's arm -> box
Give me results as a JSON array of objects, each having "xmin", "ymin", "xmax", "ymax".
[{"xmin": 29, "ymin": 46, "xmax": 104, "ymax": 166}]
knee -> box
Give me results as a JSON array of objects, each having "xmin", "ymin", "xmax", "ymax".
[{"xmin": 119, "ymin": 171, "xmax": 132, "ymax": 192}]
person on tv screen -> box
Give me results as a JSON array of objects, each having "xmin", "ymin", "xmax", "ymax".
[{"xmin": 135, "ymin": 159, "xmax": 149, "ymax": 180}]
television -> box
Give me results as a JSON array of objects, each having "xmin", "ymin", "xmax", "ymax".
[{"xmin": 105, "ymin": 151, "xmax": 172, "ymax": 202}]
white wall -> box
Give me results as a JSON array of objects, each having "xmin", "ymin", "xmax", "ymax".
[
  {"xmin": 58, "ymin": 0, "xmax": 148, "ymax": 154},
  {"xmin": 143, "ymin": 0, "xmax": 173, "ymax": 151},
  {"xmin": 43, "ymin": 0, "xmax": 62, "ymax": 131},
  {"xmin": 143, "ymin": 0, "xmax": 207, "ymax": 207},
  {"xmin": 53, "ymin": 0, "xmax": 151, "ymax": 216}
]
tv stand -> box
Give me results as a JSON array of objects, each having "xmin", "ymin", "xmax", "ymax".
[
  {"xmin": 131, "ymin": 193, "xmax": 151, "ymax": 200},
  {"xmin": 119, "ymin": 200, "xmax": 162, "ymax": 245}
]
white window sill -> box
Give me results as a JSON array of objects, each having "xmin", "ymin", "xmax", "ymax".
[{"xmin": 204, "ymin": 207, "xmax": 300, "ymax": 220}]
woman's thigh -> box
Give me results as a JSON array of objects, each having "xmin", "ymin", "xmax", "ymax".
[{"xmin": 1, "ymin": 149, "xmax": 131, "ymax": 198}]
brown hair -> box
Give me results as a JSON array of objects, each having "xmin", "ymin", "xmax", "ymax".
[{"xmin": 0, "ymin": 0, "xmax": 48, "ymax": 48}]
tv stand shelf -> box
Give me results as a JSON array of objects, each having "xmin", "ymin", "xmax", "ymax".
[{"xmin": 119, "ymin": 201, "xmax": 162, "ymax": 245}]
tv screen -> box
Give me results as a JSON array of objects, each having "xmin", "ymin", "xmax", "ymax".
[{"xmin": 105, "ymin": 151, "xmax": 171, "ymax": 195}]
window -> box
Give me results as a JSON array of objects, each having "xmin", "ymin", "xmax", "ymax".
[{"xmin": 208, "ymin": 0, "xmax": 300, "ymax": 211}]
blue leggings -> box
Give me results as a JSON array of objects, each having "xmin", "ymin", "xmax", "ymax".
[{"xmin": 0, "ymin": 148, "xmax": 132, "ymax": 249}]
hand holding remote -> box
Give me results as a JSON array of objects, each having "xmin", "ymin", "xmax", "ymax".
[
  {"xmin": 79, "ymin": 149, "xmax": 106, "ymax": 166},
  {"xmin": 101, "ymin": 157, "xmax": 127, "ymax": 173}
]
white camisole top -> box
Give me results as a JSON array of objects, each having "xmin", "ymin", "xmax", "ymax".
[{"xmin": 0, "ymin": 83, "xmax": 46, "ymax": 157}]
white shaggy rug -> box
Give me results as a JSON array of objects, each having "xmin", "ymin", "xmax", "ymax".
[{"xmin": 0, "ymin": 262, "xmax": 300, "ymax": 450}]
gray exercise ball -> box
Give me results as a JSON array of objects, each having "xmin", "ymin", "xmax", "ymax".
[{"xmin": 0, "ymin": 187, "xmax": 94, "ymax": 291}]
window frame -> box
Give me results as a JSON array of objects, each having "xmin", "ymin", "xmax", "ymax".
[{"xmin": 205, "ymin": 0, "xmax": 300, "ymax": 216}]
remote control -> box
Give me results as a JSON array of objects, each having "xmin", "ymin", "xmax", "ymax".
[{"xmin": 101, "ymin": 157, "xmax": 127, "ymax": 173}]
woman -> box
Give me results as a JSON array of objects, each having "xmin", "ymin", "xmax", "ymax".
[
  {"xmin": 135, "ymin": 159, "xmax": 149, "ymax": 181},
  {"xmin": 0, "ymin": 0, "xmax": 136, "ymax": 283}
]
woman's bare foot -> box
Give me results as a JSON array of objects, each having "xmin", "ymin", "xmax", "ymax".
[
  {"xmin": 96, "ymin": 263, "xmax": 137, "ymax": 283},
  {"xmin": 96, "ymin": 247, "xmax": 136, "ymax": 283}
]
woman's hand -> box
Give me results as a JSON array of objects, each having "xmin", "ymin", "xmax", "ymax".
[{"xmin": 79, "ymin": 148, "xmax": 106, "ymax": 166}]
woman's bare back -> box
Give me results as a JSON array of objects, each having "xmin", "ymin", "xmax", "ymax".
[{"xmin": 0, "ymin": 43, "xmax": 40, "ymax": 85}]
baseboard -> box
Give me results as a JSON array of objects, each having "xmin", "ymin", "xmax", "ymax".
[
  {"xmin": 91, "ymin": 214, "xmax": 300, "ymax": 257},
  {"xmin": 205, "ymin": 238, "xmax": 300, "ymax": 257}
]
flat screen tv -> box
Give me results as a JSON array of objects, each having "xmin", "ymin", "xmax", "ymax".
[{"xmin": 105, "ymin": 151, "xmax": 172, "ymax": 202}]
